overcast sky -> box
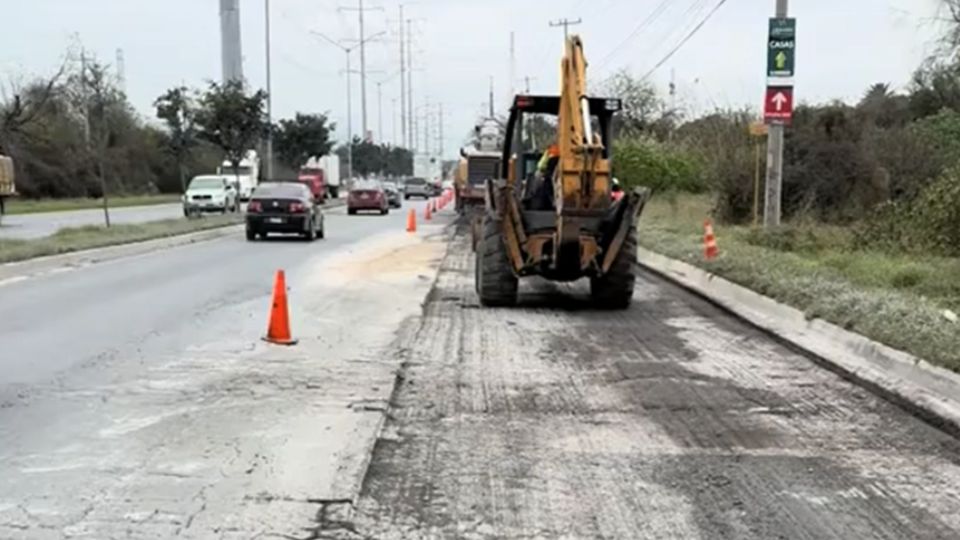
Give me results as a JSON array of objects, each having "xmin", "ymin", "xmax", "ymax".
[{"xmin": 0, "ymin": 0, "xmax": 948, "ymax": 159}]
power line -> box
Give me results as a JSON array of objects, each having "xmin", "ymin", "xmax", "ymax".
[
  {"xmin": 596, "ymin": 0, "xmax": 672, "ymax": 69},
  {"xmin": 642, "ymin": 0, "xmax": 731, "ymax": 79}
]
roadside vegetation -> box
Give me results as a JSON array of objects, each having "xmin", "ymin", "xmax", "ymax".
[
  {"xmin": 619, "ymin": 1, "xmax": 960, "ymax": 371},
  {"xmin": 0, "ymin": 215, "xmax": 239, "ymax": 264},
  {"xmin": 4, "ymin": 194, "xmax": 179, "ymax": 215},
  {"xmin": 0, "ymin": 44, "xmax": 417, "ymax": 210},
  {"xmin": 639, "ymin": 196, "xmax": 960, "ymax": 372}
]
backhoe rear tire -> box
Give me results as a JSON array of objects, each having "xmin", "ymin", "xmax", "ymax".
[
  {"xmin": 476, "ymin": 216, "xmax": 518, "ymax": 307},
  {"xmin": 590, "ymin": 226, "xmax": 637, "ymax": 310}
]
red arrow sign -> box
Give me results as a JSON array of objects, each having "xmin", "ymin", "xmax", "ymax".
[{"xmin": 764, "ymin": 86, "xmax": 793, "ymax": 123}]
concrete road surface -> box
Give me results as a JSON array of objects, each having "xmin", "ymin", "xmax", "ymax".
[
  {"xmin": 0, "ymin": 203, "xmax": 187, "ymax": 239},
  {"xmin": 0, "ymin": 200, "xmax": 449, "ymax": 538},
  {"xmin": 326, "ymin": 232, "xmax": 960, "ymax": 539},
  {"xmin": 6, "ymin": 212, "xmax": 960, "ymax": 539}
]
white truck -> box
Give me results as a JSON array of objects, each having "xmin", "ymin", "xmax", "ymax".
[
  {"xmin": 217, "ymin": 150, "xmax": 260, "ymax": 201},
  {"xmin": 319, "ymin": 154, "xmax": 341, "ymax": 198}
]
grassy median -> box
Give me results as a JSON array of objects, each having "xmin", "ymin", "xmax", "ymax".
[
  {"xmin": 0, "ymin": 215, "xmax": 240, "ymax": 264},
  {"xmin": 4, "ymin": 194, "xmax": 180, "ymax": 215},
  {"xmin": 639, "ymin": 195, "xmax": 960, "ymax": 372}
]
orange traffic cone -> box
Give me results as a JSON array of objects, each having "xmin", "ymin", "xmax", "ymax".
[
  {"xmin": 425, "ymin": 200, "xmax": 433, "ymax": 221},
  {"xmin": 406, "ymin": 208, "xmax": 417, "ymax": 232},
  {"xmin": 263, "ymin": 270, "xmax": 298, "ymax": 345},
  {"xmin": 704, "ymin": 220, "xmax": 719, "ymax": 260}
]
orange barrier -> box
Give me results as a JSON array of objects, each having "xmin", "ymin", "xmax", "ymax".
[
  {"xmin": 263, "ymin": 270, "xmax": 298, "ymax": 346},
  {"xmin": 704, "ymin": 220, "xmax": 719, "ymax": 260},
  {"xmin": 425, "ymin": 200, "xmax": 433, "ymax": 221}
]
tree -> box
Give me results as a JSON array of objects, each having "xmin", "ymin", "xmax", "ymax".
[
  {"xmin": 598, "ymin": 69, "xmax": 674, "ymax": 139},
  {"xmin": 67, "ymin": 58, "xmax": 122, "ymax": 225},
  {"xmin": 195, "ymin": 81, "xmax": 268, "ymax": 185},
  {"xmin": 155, "ymin": 86, "xmax": 197, "ymax": 193},
  {"xmin": 274, "ymin": 113, "xmax": 334, "ymax": 171}
]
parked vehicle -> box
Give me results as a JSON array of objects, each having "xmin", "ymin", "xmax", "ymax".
[
  {"xmin": 183, "ymin": 175, "xmax": 239, "ymax": 216},
  {"xmin": 348, "ymin": 180, "xmax": 389, "ymax": 215},
  {"xmin": 217, "ymin": 150, "xmax": 260, "ymax": 201},
  {"xmin": 382, "ymin": 181, "xmax": 402, "ymax": 208},
  {"xmin": 0, "ymin": 155, "xmax": 16, "ymax": 222},
  {"xmin": 403, "ymin": 177, "xmax": 431, "ymax": 200},
  {"xmin": 298, "ymin": 168, "xmax": 327, "ymax": 203},
  {"xmin": 245, "ymin": 182, "xmax": 324, "ymax": 241}
]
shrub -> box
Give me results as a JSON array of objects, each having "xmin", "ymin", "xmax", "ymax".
[{"xmin": 612, "ymin": 137, "xmax": 704, "ymax": 194}]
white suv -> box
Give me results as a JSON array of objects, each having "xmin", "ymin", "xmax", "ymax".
[{"xmin": 183, "ymin": 175, "xmax": 239, "ymax": 216}]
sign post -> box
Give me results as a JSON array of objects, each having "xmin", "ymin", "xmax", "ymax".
[{"xmin": 763, "ymin": 0, "xmax": 793, "ymax": 228}]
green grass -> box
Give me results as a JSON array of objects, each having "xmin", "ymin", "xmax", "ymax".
[
  {"xmin": 639, "ymin": 194, "xmax": 960, "ymax": 372},
  {"xmin": 4, "ymin": 194, "xmax": 180, "ymax": 215},
  {"xmin": 0, "ymin": 215, "xmax": 240, "ymax": 264}
]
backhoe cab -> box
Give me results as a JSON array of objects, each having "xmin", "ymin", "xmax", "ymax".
[{"xmin": 474, "ymin": 35, "xmax": 651, "ymax": 309}]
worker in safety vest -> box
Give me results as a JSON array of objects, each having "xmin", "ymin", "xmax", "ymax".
[{"xmin": 537, "ymin": 143, "xmax": 560, "ymax": 175}]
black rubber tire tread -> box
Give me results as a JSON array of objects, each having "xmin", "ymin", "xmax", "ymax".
[
  {"xmin": 590, "ymin": 226, "xmax": 637, "ymax": 310},
  {"xmin": 476, "ymin": 217, "xmax": 519, "ymax": 307},
  {"xmin": 304, "ymin": 219, "xmax": 316, "ymax": 241}
]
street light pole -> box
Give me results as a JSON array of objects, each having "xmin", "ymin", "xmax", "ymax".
[
  {"xmin": 264, "ymin": 0, "xmax": 274, "ymax": 180},
  {"xmin": 346, "ymin": 50, "xmax": 354, "ymax": 182}
]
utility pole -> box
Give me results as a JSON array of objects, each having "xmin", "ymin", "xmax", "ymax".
[
  {"xmin": 115, "ymin": 48, "xmax": 126, "ymax": 94},
  {"xmin": 509, "ymin": 31, "xmax": 516, "ymax": 99},
  {"xmin": 341, "ymin": 0, "xmax": 382, "ymax": 140},
  {"xmin": 312, "ymin": 31, "xmax": 385, "ymax": 181},
  {"xmin": 399, "ymin": 5, "xmax": 406, "ymax": 148},
  {"xmin": 392, "ymin": 97, "xmax": 398, "ymax": 146},
  {"xmin": 523, "ymin": 76, "xmax": 536, "ymax": 94},
  {"xmin": 264, "ymin": 0, "xmax": 274, "ymax": 180},
  {"xmin": 377, "ymin": 81, "xmax": 384, "ymax": 144},
  {"xmin": 406, "ymin": 19, "xmax": 415, "ymax": 152},
  {"xmin": 438, "ymin": 103, "xmax": 444, "ymax": 157},
  {"xmin": 549, "ymin": 17, "xmax": 582, "ymax": 39},
  {"xmin": 764, "ymin": 0, "xmax": 788, "ymax": 227},
  {"xmin": 488, "ymin": 77, "xmax": 495, "ymax": 117}
]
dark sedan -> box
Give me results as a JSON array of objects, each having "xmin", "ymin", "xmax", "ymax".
[
  {"xmin": 245, "ymin": 182, "xmax": 325, "ymax": 241},
  {"xmin": 348, "ymin": 180, "xmax": 389, "ymax": 215}
]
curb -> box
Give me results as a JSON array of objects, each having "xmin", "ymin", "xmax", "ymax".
[{"xmin": 637, "ymin": 247, "xmax": 960, "ymax": 437}]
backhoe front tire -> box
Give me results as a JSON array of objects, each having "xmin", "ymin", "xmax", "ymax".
[
  {"xmin": 476, "ymin": 216, "xmax": 518, "ymax": 307},
  {"xmin": 590, "ymin": 226, "xmax": 638, "ymax": 310}
]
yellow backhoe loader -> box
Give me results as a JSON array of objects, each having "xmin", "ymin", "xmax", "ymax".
[{"xmin": 474, "ymin": 35, "xmax": 651, "ymax": 309}]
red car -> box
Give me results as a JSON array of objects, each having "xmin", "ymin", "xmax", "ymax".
[
  {"xmin": 347, "ymin": 180, "xmax": 389, "ymax": 215},
  {"xmin": 298, "ymin": 168, "xmax": 326, "ymax": 203}
]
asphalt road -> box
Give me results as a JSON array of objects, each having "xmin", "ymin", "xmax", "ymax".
[
  {"xmin": 327, "ymin": 231, "xmax": 960, "ymax": 539},
  {"xmin": 0, "ymin": 203, "xmax": 188, "ymax": 239},
  {"xmin": 6, "ymin": 210, "xmax": 960, "ymax": 539},
  {"xmin": 0, "ymin": 200, "xmax": 448, "ymax": 538}
]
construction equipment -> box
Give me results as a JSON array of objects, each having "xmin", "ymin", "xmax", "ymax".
[
  {"xmin": 456, "ymin": 117, "xmax": 502, "ymax": 215},
  {"xmin": 474, "ymin": 35, "xmax": 651, "ymax": 309},
  {"xmin": 0, "ymin": 155, "xmax": 16, "ymax": 223}
]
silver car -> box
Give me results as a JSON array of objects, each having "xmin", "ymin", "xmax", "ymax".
[{"xmin": 403, "ymin": 177, "xmax": 431, "ymax": 200}]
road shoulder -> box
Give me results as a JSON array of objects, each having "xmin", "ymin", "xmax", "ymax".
[{"xmin": 638, "ymin": 246, "xmax": 960, "ymax": 437}]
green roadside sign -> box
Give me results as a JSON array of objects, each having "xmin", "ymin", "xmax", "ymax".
[{"xmin": 767, "ymin": 18, "xmax": 796, "ymax": 77}]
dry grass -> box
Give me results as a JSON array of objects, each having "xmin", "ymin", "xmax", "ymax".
[
  {"xmin": 3, "ymin": 194, "xmax": 180, "ymax": 215},
  {"xmin": 0, "ymin": 215, "xmax": 239, "ymax": 264},
  {"xmin": 639, "ymin": 195, "xmax": 960, "ymax": 372}
]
